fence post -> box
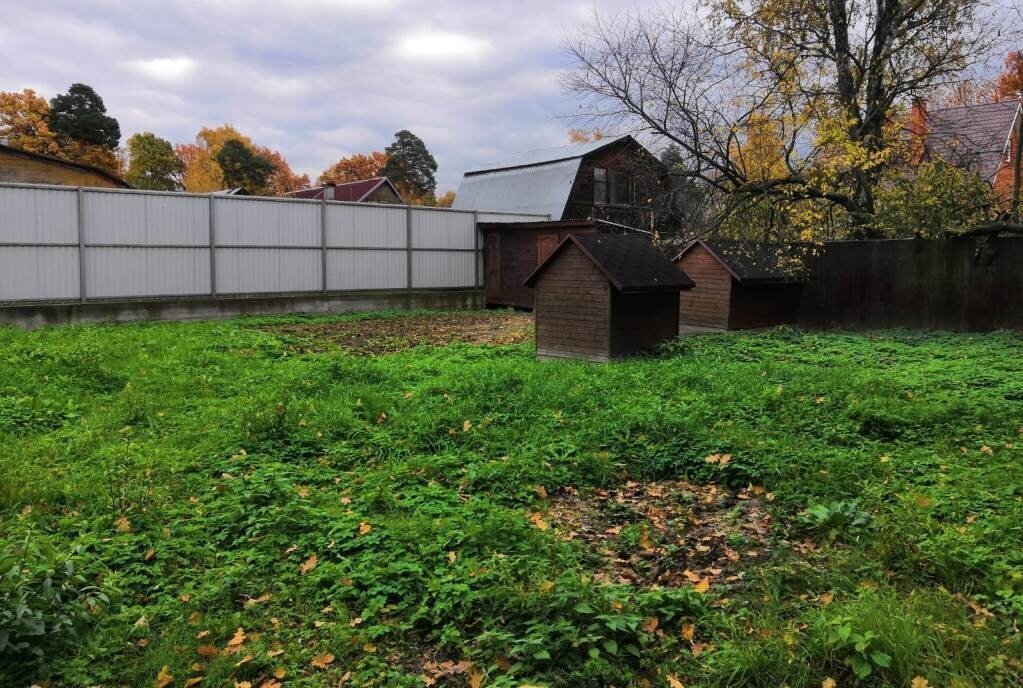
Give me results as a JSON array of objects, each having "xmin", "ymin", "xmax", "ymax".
[
  {"xmin": 208, "ymin": 195, "xmax": 217, "ymax": 297},
  {"xmin": 76, "ymin": 187, "xmax": 87, "ymax": 303},
  {"xmin": 406, "ymin": 205, "xmax": 413, "ymax": 292},
  {"xmin": 473, "ymin": 210, "xmax": 480, "ymax": 289},
  {"xmin": 321, "ymin": 197, "xmax": 328, "ymax": 293}
]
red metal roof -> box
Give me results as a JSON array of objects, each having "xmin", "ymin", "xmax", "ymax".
[{"xmin": 286, "ymin": 177, "xmax": 402, "ymax": 203}]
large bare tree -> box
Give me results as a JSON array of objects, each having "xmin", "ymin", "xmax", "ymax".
[{"xmin": 564, "ymin": 0, "xmax": 1011, "ymax": 237}]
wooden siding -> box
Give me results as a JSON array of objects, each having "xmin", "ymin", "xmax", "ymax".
[
  {"xmin": 0, "ymin": 149, "xmax": 125, "ymax": 188},
  {"xmin": 534, "ymin": 243, "xmax": 610, "ymax": 361},
  {"xmin": 562, "ymin": 140, "xmax": 665, "ymax": 228},
  {"xmin": 364, "ymin": 184, "xmax": 403, "ymax": 204},
  {"xmin": 610, "ymin": 291, "xmax": 680, "ymax": 357},
  {"xmin": 677, "ymin": 244, "xmax": 731, "ymax": 329},
  {"xmin": 482, "ymin": 223, "xmax": 597, "ymax": 308}
]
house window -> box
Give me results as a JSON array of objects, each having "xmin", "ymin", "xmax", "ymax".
[
  {"xmin": 610, "ymin": 169, "xmax": 633, "ymax": 206},
  {"xmin": 593, "ymin": 167, "xmax": 608, "ymax": 205}
]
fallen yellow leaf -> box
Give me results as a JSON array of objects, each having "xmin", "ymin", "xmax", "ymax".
[
  {"xmin": 667, "ymin": 675, "xmax": 685, "ymax": 688},
  {"xmin": 115, "ymin": 515, "xmax": 132, "ymax": 533},
  {"xmin": 300, "ymin": 553, "xmax": 318, "ymax": 575},
  {"xmin": 154, "ymin": 665, "xmax": 173, "ymax": 688},
  {"xmin": 227, "ymin": 627, "xmax": 246, "ymax": 647},
  {"xmin": 680, "ymin": 623, "xmax": 696, "ymax": 641},
  {"xmin": 911, "ymin": 678, "xmax": 930, "ymax": 688},
  {"xmin": 359, "ymin": 522, "xmax": 373, "ymax": 535},
  {"xmin": 311, "ymin": 652, "xmax": 335, "ymax": 669},
  {"xmin": 821, "ymin": 679, "xmax": 836, "ymax": 688},
  {"xmin": 694, "ymin": 578, "xmax": 711, "ymax": 594},
  {"xmin": 530, "ymin": 512, "xmax": 549, "ymax": 531}
]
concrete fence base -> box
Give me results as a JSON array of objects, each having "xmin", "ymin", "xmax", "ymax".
[{"xmin": 0, "ymin": 289, "xmax": 484, "ymax": 329}]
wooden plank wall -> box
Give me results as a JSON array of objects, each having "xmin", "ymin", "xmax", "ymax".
[
  {"xmin": 729, "ymin": 283, "xmax": 803, "ymax": 329},
  {"xmin": 534, "ymin": 244, "xmax": 610, "ymax": 361},
  {"xmin": 798, "ymin": 238, "xmax": 1023, "ymax": 331},
  {"xmin": 677, "ymin": 245, "xmax": 731, "ymax": 328}
]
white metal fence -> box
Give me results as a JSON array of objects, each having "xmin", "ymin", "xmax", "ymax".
[{"xmin": 0, "ymin": 183, "xmax": 548, "ymax": 304}]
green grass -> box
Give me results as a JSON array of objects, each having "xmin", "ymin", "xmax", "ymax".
[{"xmin": 1, "ymin": 313, "xmax": 1022, "ymax": 687}]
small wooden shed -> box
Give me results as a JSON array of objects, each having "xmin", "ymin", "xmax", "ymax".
[
  {"xmin": 673, "ymin": 239, "xmax": 815, "ymax": 330},
  {"xmin": 481, "ymin": 219, "xmax": 598, "ymax": 308},
  {"xmin": 525, "ymin": 234, "xmax": 694, "ymax": 361}
]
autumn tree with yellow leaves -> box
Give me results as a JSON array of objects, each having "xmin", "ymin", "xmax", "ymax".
[
  {"xmin": 0, "ymin": 89, "xmax": 60, "ymax": 156},
  {"xmin": 564, "ymin": 0, "xmax": 1017, "ymax": 239}
]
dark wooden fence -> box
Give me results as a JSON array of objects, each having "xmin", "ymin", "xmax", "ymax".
[{"xmin": 798, "ymin": 237, "xmax": 1023, "ymax": 331}]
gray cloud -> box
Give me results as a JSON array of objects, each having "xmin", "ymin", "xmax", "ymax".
[{"xmin": 1, "ymin": 0, "xmax": 658, "ymax": 190}]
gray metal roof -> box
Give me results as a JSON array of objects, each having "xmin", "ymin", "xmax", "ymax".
[
  {"xmin": 452, "ymin": 158, "xmax": 580, "ymax": 218},
  {"xmin": 925, "ymin": 100, "xmax": 1021, "ymax": 181},
  {"xmin": 463, "ymin": 136, "xmax": 631, "ymax": 174},
  {"xmin": 452, "ymin": 135, "xmax": 634, "ymax": 218}
]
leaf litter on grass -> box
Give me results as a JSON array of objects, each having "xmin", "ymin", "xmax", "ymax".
[
  {"xmin": 546, "ymin": 480, "xmax": 781, "ymax": 592},
  {"xmin": 259, "ymin": 312, "xmax": 533, "ymax": 355}
]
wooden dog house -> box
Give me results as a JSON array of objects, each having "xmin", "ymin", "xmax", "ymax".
[
  {"xmin": 674, "ymin": 239, "xmax": 815, "ymax": 330},
  {"xmin": 525, "ymin": 234, "xmax": 694, "ymax": 361}
]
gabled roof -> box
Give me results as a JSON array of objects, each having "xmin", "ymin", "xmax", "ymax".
[
  {"xmin": 0, "ymin": 142, "xmax": 130, "ymax": 188},
  {"xmin": 923, "ymin": 100, "xmax": 1022, "ymax": 181},
  {"xmin": 286, "ymin": 177, "xmax": 403, "ymax": 203},
  {"xmin": 331, "ymin": 177, "xmax": 402, "ymax": 202},
  {"xmin": 464, "ymin": 135, "xmax": 634, "ymax": 175},
  {"xmin": 674, "ymin": 239, "xmax": 817, "ymax": 283},
  {"xmin": 452, "ymin": 135, "xmax": 642, "ymax": 218},
  {"xmin": 525, "ymin": 233, "xmax": 694, "ymax": 293}
]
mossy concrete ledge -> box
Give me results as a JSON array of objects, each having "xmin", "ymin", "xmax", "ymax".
[{"xmin": 0, "ymin": 289, "xmax": 484, "ymax": 329}]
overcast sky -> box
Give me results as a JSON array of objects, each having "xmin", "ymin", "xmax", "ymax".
[{"xmin": 0, "ymin": 0, "xmax": 662, "ymax": 191}]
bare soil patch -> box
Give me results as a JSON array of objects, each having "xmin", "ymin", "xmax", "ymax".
[
  {"xmin": 545, "ymin": 480, "xmax": 778, "ymax": 592},
  {"xmin": 263, "ymin": 312, "xmax": 533, "ymax": 355}
]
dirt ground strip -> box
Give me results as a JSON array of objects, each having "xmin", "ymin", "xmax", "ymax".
[
  {"xmin": 545, "ymin": 480, "xmax": 780, "ymax": 591},
  {"xmin": 262, "ymin": 312, "xmax": 534, "ymax": 355}
]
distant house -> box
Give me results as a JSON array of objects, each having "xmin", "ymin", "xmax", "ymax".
[
  {"xmin": 525, "ymin": 233, "xmax": 694, "ymax": 361},
  {"xmin": 453, "ymin": 135, "xmax": 668, "ymax": 230},
  {"xmin": 287, "ymin": 177, "xmax": 404, "ymax": 204},
  {"xmin": 0, "ymin": 142, "xmax": 129, "ymax": 189},
  {"xmin": 910, "ymin": 99, "xmax": 1023, "ymax": 198},
  {"xmin": 673, "ymin": 239, "xmax": 816, "ymax": 330}
]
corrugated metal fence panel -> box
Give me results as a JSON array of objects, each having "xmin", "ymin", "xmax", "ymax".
[
  {"xmin": 214, "ymin": 197, "xmax": 320, "ymax": 247},
  {"xmin": 85, "ymin": 191, "xmax": 210, "ymax": 246},
  {"xmin": 85, "ymin": 248, "xmax": 210, "ymax": 298},
  {"xmin": 327, "ymin": 250, "xmax": 407, "ymax": 290},
  {"xmin": 410, "ymin": 208, "xmax": 475, "ymax": 249},
  {"xmin": 412, "ymin": 251, "xmax": 475, "ymax": 289},
  {"xmin": 326, "ymin": 204, "xmax": 406, "ymax": 248},
  {"xmin": 215, "ymin": 248, "xmax": 321, "ymax": 294},
  {"xmin": 0, "ymin": 185, "xmax": 78, "ymax": 243},
  {"xmin": 477, "ymin": 212, "xmax": 550, "ymax": 223},
  {"xmin": 0, "ymin": 246, "xmax": 79, "ymax": 300}
]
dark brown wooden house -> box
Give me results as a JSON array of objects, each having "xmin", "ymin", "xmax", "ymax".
[
  {"xmin": 674, "ymin": 239, "xmax": 815, "ymax": 330},
  {"xmin": 481, "ymin": 219, "xmax": 598, "ymax": 308},
  {"xmin": 525, "ymin": 234, "xmax": 694, "ymax": 361},
  {"xmin": 453, "ymin": 135, "xmax": 668, "ymax": 231}
]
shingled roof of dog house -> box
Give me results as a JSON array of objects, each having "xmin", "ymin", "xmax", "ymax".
[
  {"xmin": 673, "ymin": 238, "xmax": 818, "ymax": 330},
  {"xmin": 525, "ymin": 233, "xmax": 694, "ymax": 361}
]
